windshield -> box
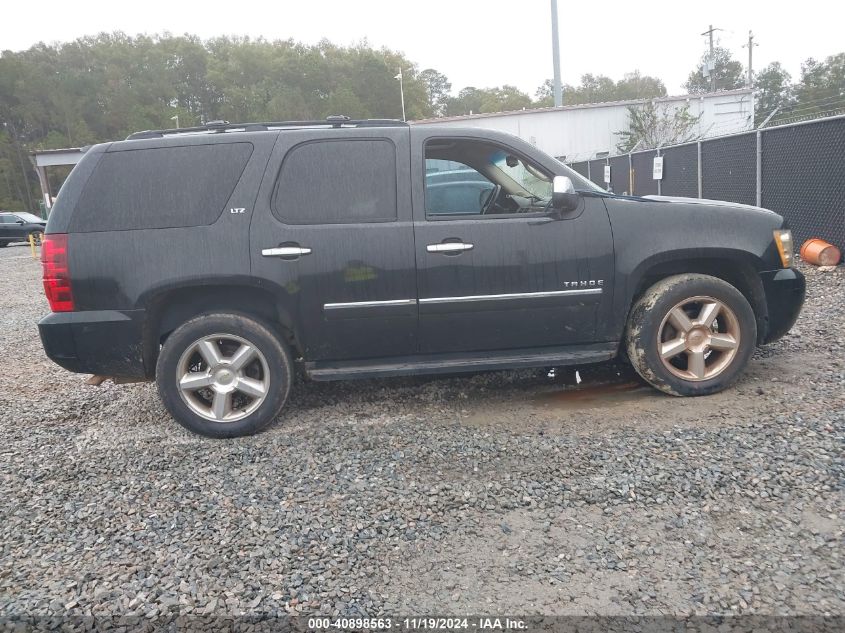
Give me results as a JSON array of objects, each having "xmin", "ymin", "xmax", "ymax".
[
  {"xmin": 490, "ymin": 151, "xmax": 552, "ymax": 201},
  {"xmin": 16, "ymin": 212, "xmax": 45, "ymax": 223}
]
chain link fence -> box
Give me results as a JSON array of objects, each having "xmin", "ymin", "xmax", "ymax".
[
  {"xmin": 701, "ymin": 132, "xmax": 757, "ymax": 206},
  {"xmin": 761, "ymin": 117, "xmax": 845, "ymax": 252},
  {"xmin": 659, "ymin": 143, "xmax": 698, "ymax": 198},
  {"xmin": 568, "ymin": 115, "xmax": 845, "ymax": 252}
]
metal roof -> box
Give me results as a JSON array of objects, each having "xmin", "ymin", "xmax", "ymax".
[
  {"xmin": 412, "ymin": 88, "xmax": 755, "ymax": 124},
  {"xmin": 30, "ymin": 147, "xmax": 86, "ymax": 167}
]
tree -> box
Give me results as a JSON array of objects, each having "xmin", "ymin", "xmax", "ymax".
[
  {"xmin": 616, "ymin": 101, "xmax": 701, "ymax": 152},
  {"xmin": 566, "ymin": 73, "xmax": 617, "ymax": 104},
  {"xmin": 533, "ymin": 71, "xmax": 666, "ymax": 107},
  {"xmin": 533, "ymin": 79, "xmax": 556, "ymax": 107},
  {"xmin": 792, "ymin": 53, "xmax": 845, "ymax": 117},
  {"xmin": 0, "ymin": 33, "xmax": 440, "ymax": 210},
  {"xmin": 445, "ymin": 85, "xmax": 532, "ymax": 116},
  {"xmin": 615, "ymin": 71, "xmax": 667, "ymax": 100},
  {"xmin": 754, "ymin": 62, "xmax": 794, "ymax": 125},
  {"xmin": 419, "ymin": 68, "xmax": 451, "ymax": 117},
  {"xmin": 479, "ymin": 85, "xmax": 532, "ymax": 112},
  {"xmin": 684, "ymin": 46, "xmax": 745, "ymax": 93}
]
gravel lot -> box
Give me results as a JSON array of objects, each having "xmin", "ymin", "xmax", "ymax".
[{"xmin": 1, "ymin": 242, "xmax": 843, "ymax": 622}]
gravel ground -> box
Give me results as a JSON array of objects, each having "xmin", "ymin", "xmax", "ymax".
[{"xmin": 0, "ymin": 242, "xmax": 842, "ymax": 622}]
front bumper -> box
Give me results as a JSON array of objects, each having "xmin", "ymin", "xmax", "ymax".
[
  {"xmin": 759, "ymin": 268, "xmax": 806, "ymax": 343},
  {"xmin": 38, "ymin": 309, "xmax": 147, "ymax": 378}
]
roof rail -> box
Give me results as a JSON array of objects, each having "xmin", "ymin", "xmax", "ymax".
[{"xmin": 126, "ymin": 116, "xmax": 408, "ymax": 140}]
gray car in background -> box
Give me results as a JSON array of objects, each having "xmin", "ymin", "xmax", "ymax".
[{"xmin": 0, "ymin": 212, "xmax": 47, "ymax": 247}]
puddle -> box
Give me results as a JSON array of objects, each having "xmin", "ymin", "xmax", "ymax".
[{"xmin": 534, "ymin": 380, "xmax": 659, "ymax": 411}]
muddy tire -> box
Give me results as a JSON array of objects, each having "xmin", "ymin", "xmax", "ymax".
[{"xmin": 625, "ymin": 274, "xmax": 756, "ymax": 396}]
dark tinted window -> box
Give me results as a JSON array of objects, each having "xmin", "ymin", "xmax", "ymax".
[
  {"xmin": 70, "ymin": 143, "xmax": 253, "ymax": 232},
  {"xmin": 273, "ymin": 139, "xmax": 396, "ymax": 224}
]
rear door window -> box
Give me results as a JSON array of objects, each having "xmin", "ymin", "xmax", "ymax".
[
  {"xmin": 272, "ymin": 139, "xmax": 397, "ymax": 224},
  {"xmin": 70, "ymin": 143, "xmax": 253, "ymax": 232}
]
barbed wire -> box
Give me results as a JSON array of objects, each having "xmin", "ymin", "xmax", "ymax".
[
  {"xmin": 769, "ymin": 94, "xmax": 845, "ymax": 115},
  {"xmin": 757, "ymin": 94, "xmax": 845, "ymax": 125},
  {"xmin": 768, "ymin": 107, "xmax": 845, "ymax": 127}
]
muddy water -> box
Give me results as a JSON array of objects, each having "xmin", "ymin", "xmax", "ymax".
[{"xmin": 534, "ymin": 380, "xmax": 660, "ymax": 411}]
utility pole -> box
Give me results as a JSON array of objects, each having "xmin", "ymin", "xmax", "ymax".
[
  {"xmin": 743, "ymin": 30, "xmax": 757, "ymax": 87},
  {"xmin": 395, "ymin": 69, "xmax": 406, "ymax": 121},
  {"xmin": 701, "ymin": 24, "xmax": 722, "ymax": 92},
  {"xmin": 551, "ymin": 0, "xmax": 562, "ymax": 107},
  {"xmin": 3, "ymin": 121, "xmax": 35, "ymax": 212}
]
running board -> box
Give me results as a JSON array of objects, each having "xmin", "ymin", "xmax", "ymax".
[{"xmin": 304, "ymin": 342, "xmax": 618, "ymax": 381}]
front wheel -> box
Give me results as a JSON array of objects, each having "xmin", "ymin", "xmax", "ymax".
[
  {"xmin": 156, "ymin": 313, "xmax": 293, "ymax": 438},
  {"xmin": 625, "ymin": 274, "xmax": 757, "ymax": 396}
]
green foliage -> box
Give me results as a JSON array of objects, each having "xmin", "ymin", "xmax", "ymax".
[
  {"xmin": 755, "ymin": 53, "xmax": 844, "ymax": 126},
  {"xmin": 534, "ymin": 71, "xmax": 666, "ymax": 107},
  {"xmin": 790, "ymin": 53, "xmax": 845, "ymax": 119},
  {"xmin": 445, "ymin": 85, "xmax": 532, "ymax": 116},
  {"xmin": 0, "ymin": 33, "xmax": 437, "ymax": 210},
  {"xmin": 754, "ymin": 62, "xmax": 794, "ymax": 125},
  {"xmin": 419, "ymin": 69, "xmax": 451, "ymax": 117},
  {"xmin": 684, "ymin": 46, "xmax": 745, "ymax": 93},
  {"xmin": 616, "ymin": 101, "xmax": 701, "ymax": 153}
]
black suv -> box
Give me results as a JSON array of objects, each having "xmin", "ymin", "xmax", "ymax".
[
  {"xmin": 38, "ymin": 118, "xmax": 805, "ymax": 437},
  {"xmin": 0, "ymin": 211, "xmax": 46, "ymax": 247}
]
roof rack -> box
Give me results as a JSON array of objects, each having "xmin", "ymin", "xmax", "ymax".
[{"xmin": 126, "ymin": 116, "xmax": 408, "ymax": 140}]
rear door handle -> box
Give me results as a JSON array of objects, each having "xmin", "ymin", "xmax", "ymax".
[
  {"xmin": 261, "ymin": 245, "xmax": 312, "ymax": 259},
  {"xmin": 426, "ymin": 242, "xmax": 474, "ymax": 254}
]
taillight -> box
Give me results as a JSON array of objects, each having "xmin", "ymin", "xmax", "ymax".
[{"xmin": 41, "ymin": 234, "xmax": 75, "ymax": 312}]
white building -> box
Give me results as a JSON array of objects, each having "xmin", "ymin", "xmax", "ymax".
[{"xmin": 414, "ymin": 88, "xmax": 755, "ymax": 162}]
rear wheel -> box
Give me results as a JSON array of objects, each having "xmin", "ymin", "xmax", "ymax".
[
  {"xmin": 156, "ymin": 313, "xmax": 293, "ymax": 438},
  {"xmin": 0, "ymin": 241, "xmax": 8, "ymax": 248},
  {"xmin": 625, "ymin": 274, "xmax": 756, "ymax": 396}
]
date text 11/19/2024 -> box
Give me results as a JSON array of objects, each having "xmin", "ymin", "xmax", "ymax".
[{"xmin": 308, "ymin": 617, "xmax": 527, "ymax": 630}]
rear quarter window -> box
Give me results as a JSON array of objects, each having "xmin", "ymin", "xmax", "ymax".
[
  {"xmin": 272, "ymin": 139, "xmax": 397, "ymax": 224},
  {"xmin": 69, "ymin": 143, "xmax": 253, "ymax": 232}
]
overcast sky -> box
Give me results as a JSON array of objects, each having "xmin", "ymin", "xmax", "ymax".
[{"xmin": 2, "ymin": 0, "xmax": 843, "ymax": 96}]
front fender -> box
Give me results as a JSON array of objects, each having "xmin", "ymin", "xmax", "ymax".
[{"xmin": 604, "ymin": 196, "xmax": 784, "ymax": 340}]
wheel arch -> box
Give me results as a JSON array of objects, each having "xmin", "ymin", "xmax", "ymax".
[
  {"xmin": 141, "ymin": 280, "xmax": 301, "ymax": 378},
  {"xmin": 625, "ymin": 249, "xmax": 769, "ymax": 345}
]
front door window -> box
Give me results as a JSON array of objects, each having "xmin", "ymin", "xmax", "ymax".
[{"xmin": 424, "ymin": 139, "xmax": 554, "ymax": 217}]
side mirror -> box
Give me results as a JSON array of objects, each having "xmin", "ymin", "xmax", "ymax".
[
  {"xmin": 551, "ymin": 176, "xmax": 579, "ymax": 213},
  {"xmin": 15, "ymin": 220, "xmax": 24, "ymax": 225}
]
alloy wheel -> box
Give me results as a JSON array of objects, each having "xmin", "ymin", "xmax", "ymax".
[
  {"xmin": 657, "ymin": 295, "xmax": 741, "ymax": 382},
  {"xmin": 176, "ymin": 333, "xmax": 270, "ymax": 422}
]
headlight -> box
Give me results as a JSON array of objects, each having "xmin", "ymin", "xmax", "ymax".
[{"xmin": 773, "ymin": 229, "xmax": 794, "ymax": 268}]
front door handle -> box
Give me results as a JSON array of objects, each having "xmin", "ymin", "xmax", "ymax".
[
  {"xmin": 262, "ymin": 244, "xmax": 312, "ymax": 259},
  {"xmin": 426, "ymin": 242, "xmax": 474, "ymax": 254}
]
